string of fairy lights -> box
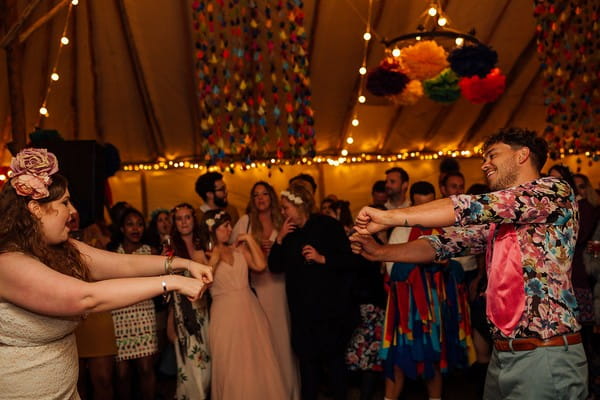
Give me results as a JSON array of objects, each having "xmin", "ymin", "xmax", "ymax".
[
  {"xmin": 13, "ymin": 0, "xmax": 596, "ymax": 178},
  {"xmin": 38, "ymin": 0, "xmax": 78, "ymax": 120}
]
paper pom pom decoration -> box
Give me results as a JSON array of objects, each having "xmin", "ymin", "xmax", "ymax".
[
  {"xmin": 367, "ymin": 38, "xmax": 505, "ymax": 105},
  {"xmin": 388, "ymin": 80, "xmax": 424, "ymax": 106},
  {"xmin": 423, "ymin": 69, "xmax": 461, "ymax": 103},
  {"xmin": 459, "ymin": 68, "xmax": 506, "ymax": 104},
  {"xmin": 447, "ymin": 44, "xmax": 498, "ymax": 78},
  {"xmin": 400, "ymin": 41, "xmax": 449, "ymax": 81},
  {"xmin": 366, "ymin": 66, "xmax": 410, "ymax": 96}
]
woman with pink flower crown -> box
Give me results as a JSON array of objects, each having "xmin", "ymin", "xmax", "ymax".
[{"xmin": 0, "ymin": 148, "xmax": 213, "ymax": 400}]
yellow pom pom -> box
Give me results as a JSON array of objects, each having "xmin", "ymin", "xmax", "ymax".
[{"xmin": 400, "ymin": 41, "xmax": 449, "ymax": 81}]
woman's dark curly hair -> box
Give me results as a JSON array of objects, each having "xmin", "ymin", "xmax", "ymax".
[{"xmin": 0, "ymin": 174, "xmax": 90, "ymax": 281}]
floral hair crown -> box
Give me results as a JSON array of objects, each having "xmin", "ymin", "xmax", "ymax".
[
  {"xmin": 9, "ymin": 148, "xmax": 59, "ymax": 200},
  {"xmin": 281, "ymin": 190, "xmax": 303, "ymax": 205},
  {"xmin": 205, "ymin": 210, "xmax": 226, "ymax": 231}
]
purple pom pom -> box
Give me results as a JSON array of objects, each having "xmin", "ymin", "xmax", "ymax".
[
  {"xmin": 366, "ymin": 67, "xmax": 409, "ymax": 96},
  {"xmin": 448, "ymin": 44, "xmax": 498, "ymax": 78}
]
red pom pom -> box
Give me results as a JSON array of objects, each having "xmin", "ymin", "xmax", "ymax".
[{"xmin": 459, "ymin": 68, "xmax": 506, "ymax": 104}]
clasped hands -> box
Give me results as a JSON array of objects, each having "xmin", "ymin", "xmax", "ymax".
[{"xmin": 349, "ymin": 206, "xmax": 390, "ymax": 261}]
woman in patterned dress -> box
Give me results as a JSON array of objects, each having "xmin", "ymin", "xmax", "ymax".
[
  {"xmin": 167, "ymin": 203, "xmax": 211, "ymax": 399},
  {"xmin": 108, "ymin": 208, "xmax": 159, "ymax": 400}
]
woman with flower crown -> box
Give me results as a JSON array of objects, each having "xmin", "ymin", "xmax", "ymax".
[
  {"xmin": 231, "ymin": 181, "xmax": 300, "ymax": 399},
  {"xmin": 201, "ymin": 209, "xmax": 287, "ymax": 399},
  {"xmin": 268, "ymin": 184, "xmax": 359, "ymax": 400},
  {"xmin": 167, "ymin": 203, "xmax": 211, "ymax": 400},
  {"xmin": 0, "ymin": 148, "xmax": 213, "ymax": 400}
]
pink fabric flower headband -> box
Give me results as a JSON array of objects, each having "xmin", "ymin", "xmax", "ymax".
[{"xmin": 9, "ymin": 148, "xmax": 59, "ymax": 200}]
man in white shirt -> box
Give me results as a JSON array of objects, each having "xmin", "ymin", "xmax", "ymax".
[{"xmin": 384, "ymin": 167, "xmax": 411, "ymax": 210}]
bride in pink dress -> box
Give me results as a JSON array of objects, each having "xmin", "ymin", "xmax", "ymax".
[{"xmin": 202, "ymin": 209, "xmax": 287, "ymax": 399}]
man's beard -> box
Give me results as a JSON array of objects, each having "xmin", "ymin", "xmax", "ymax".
[
  {"xmin": 214, "ymin": 196, "xmax": 228, "ymax": 208},
  {"xmin": 488, "ymin": 159, "xmax": 519, "ymax": 190}
]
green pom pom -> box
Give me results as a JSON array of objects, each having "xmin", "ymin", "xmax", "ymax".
[{"xmin": 423, "ymin": 68, "xmax": 461, "ymax": 103}]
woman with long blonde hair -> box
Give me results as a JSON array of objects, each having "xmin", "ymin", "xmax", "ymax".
[{"xmin": 231, "ymin": 181, "xmax": 299, "ymax": 398}]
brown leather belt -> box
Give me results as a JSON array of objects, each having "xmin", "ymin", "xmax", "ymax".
[{"xmin": 493, "ymin": 332, "xmax": 581, "ymax": 352}]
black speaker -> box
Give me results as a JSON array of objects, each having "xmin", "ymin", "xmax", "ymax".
[{"xmin": 34, "ymin": 140, "xmax": 106, "ymax": 228}]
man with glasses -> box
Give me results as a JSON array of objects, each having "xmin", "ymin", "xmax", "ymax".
[{"xmin": 194, "ymin": 172, "xmax": 239, "ymax": 226}]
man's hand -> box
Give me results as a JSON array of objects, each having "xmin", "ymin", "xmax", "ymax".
[
  {"xmin": 354, "ymin": 206, "xmax": 391, "ymax": 235},
  {"xmin": 349, "ymin": 234, "xmax": 383, "ymax": 262}
]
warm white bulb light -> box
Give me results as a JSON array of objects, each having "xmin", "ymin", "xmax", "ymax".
[
  {"xmin": 61, "ymin": 36, "xmax": 69, "ymax": 45},
  {"xmin": 392, "ymin": 48, "xmax": 401, "ymax": 57},
  {"xmin": 363, "ymin": 32, "xmax": 371, "ymax": 41},
  {"xmin": 71, "ymin": 0, "xmax": 79, "ymax": 5},
  {"xmin": 358, "ymin": 95, "xmax": 366, "ymax": 103},
  {"xmin": 346, "ymin": 137, "xmax": 354, "ymax": 144},
  {"xmin": 51, "ymin": 73, "xmax": 59, "ymax": 81},
  {"xmin": 359, "ymin": 66, "xmax": 367, "ymax": 75},
  {"xmin": 351, "ymin": 118, "xmax": 359, "ymax": 127},
  {"xmin": 39, "ymin": 107, "xmax": 48, "ymax": 116},
  {"xmin": 416, "ymin": 36, "xmax": 422, "ymax": 41},
  {"xmin": 428, "ymin": 7, "xmax": 437, "ymax": 16},
  {"xmin": 341, "ymin": 149, "xmax": 349, "ymax": 156},
  {"xmin": 455, "ymin": 37, "xmax": 464, "ymax": 46},
  {"xmin": 438, "ymin": 17, "xmax": 447, "ymax": 26}
]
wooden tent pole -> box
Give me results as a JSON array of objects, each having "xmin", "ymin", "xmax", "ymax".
[
  {"xmin": 115, "ymin": 0, "xmax": 164, "ymax": 159},
  {"xmin": 38, "ymin": 1, "xmax": 54, "ymax": 131},
  {"xmin": 86, "ymin": 0, "xmax": 104, "ymax": 141},
  {"xmin": 71, "ymin": 5, "xmax": 79, "ymax": 138},
  {"xmin": 3, "ymin": 0, "xmax": 27, "ymax": 152},
  {"xmin": 18, "ymin": 0, "xmax": 69, "ymax": 45},
  {"xmin": 180, "ymin": 0, "xmax": 201, "ymax": 156},
  {"xmin": 0, "ymin": 0, "xmax": 44, "ymax": 48}
]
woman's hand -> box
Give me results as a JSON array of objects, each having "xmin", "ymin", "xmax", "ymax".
[
  {"xmin": 302, "ymin": 245, "xmax": 325, "ymax": 264},
  {"xmin": 187, "ymin": 260, "xmax": 214, "ymax": 285},
  {"xmin": 276, "ymin": 217, "xmax": 297, "ymax": 244},
  {"xmin": 173, "ymin": 275, "xmax": 206, "ymax": 301}
]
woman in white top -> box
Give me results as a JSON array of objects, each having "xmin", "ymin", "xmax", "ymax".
[{"xmin": 0, "ymin": 148, "xmax": 212, "ymax": 400}]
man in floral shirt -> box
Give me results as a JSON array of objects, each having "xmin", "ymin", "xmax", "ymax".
[{"xmin": 351, "ymin": 128, "xmax": 587, "ymax": 400}]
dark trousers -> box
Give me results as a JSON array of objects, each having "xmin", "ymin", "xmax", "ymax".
[{"xmin": 299, "ymin": 353, "xmax": 348, "ymax": 400}]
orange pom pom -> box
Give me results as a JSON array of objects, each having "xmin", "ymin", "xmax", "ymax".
[{"xmin": 400, "ymin": 41, "xmax": 449, "ymax": 81}]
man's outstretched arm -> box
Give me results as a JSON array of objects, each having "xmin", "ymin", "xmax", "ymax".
[
  {"xmin": 350, "ymin": 234, "xmax": 437, "ymax": 264},
  {"xmin": 354, "ymin": 198, "xmax": 455, "ymax": 235}
]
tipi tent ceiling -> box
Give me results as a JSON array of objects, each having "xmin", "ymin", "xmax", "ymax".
[{"xmin": 1, "ymin": 0, "xmax": 544, "ymax": 164}]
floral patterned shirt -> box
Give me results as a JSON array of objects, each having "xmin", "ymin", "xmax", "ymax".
[{"xmin": 423, "ymin": 176, "xmax": 580, "ymax": 339}]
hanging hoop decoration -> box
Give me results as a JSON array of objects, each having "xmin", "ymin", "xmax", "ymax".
[{"xmin": 367, "ymin": 1, "xmax": 505, "ymax": 106}]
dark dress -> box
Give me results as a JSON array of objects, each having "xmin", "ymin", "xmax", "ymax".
[
  {"xmin": 269, "ymin": 214, "xmax": 358, "ymax": 356},
  {"xmin": 269, "ymin": 214, "xmax": 359, "ymax": 399}
]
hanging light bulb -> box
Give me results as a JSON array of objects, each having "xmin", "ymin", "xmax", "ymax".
[
  {"xmin": 392, "ymin": 48, "xmax": 401, "ymax": 57},
  {"xmin": 359, "ymin": 66, "xmax": 367, "ymax": 75},
  {"xmin": 416, "ymin": 36, "xmax": 422, "ymax": 41},
  {"xmin": 71, "ymin": 0, "xmax": 79, "ymax": 5},
  {"xmin": 341, "ymin": 149, "xmax": 349, "ymax": 156},
  {"xmin": 351, "ymin": 118, "xmax": 359, "ymax": 127},
  {"xmin": 455, "ymin": 37, "xmax": 464, "ymax": 46},
  {"xmin": 346, "ymin": 136, "xmax": 354, "ymax": 144},
  {"xmin": 363, "ymin": 32, "xmax": 371, "ymax": 41},
  {"xmin": 61, "ymin": 36, "xmax": 70, "ymax": 45},
  {"xmin": 39, "ymin": 106, "xmax": 49, "ymax": 116},
  {"xmin": 358, "ymin": 95, "xmax": 366, "ymax": 103},
  {"xmin": 51, "ymin": 73, "xmax": 60, "ymax": 81},
  {"xmin": 437, "ymin": 17, "xmax": 447, "ymax": 26},
  {"xmin": 428, "ymin": 7, "xmax": 437, "ymax": 16}
]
